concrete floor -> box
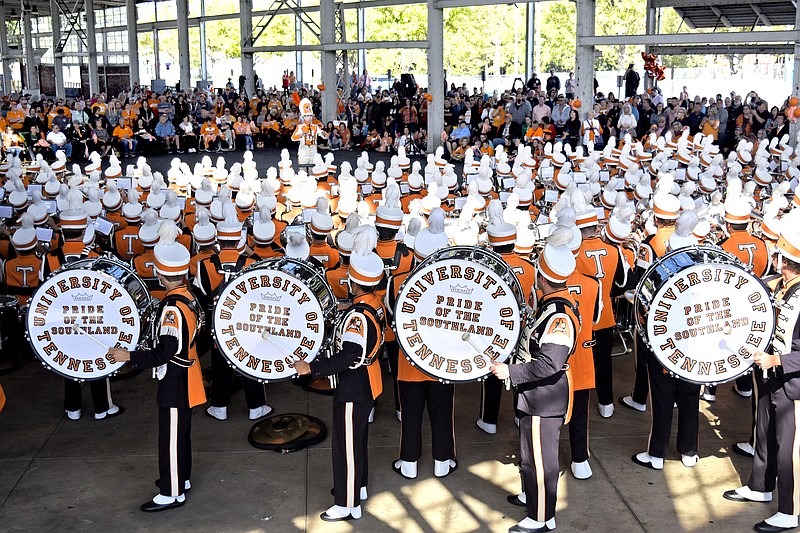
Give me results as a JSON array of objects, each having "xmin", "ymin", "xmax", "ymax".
[{"xmin": 0, "ymin": 333, "xmax": 776, "ymax": 533}]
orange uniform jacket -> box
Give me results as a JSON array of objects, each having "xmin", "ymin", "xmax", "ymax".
[
  {"xmin": 134, "ymin": 249, "xmax": 165, "ymax": 300},
  {"xmin": 502, "ymin": 252, "xmax": 537, "ymax": 306},
  {"xmin": 566, "ymin": 270, "xmax": 601, "ymax": 391},
  {"xmin": 41, "ymin": 241, "xmax": 99, "ymax": 280},
  {"xmin": 326, "ymin": 264, "xmax": 350, "ymax": 300},
  {"xmin": 576, "ymin": 236, "xmax": 627, "ymax": 330},
  {"xmin": 4, "ymin": 253, "xmax": 41, "ymax": 304},
  {"xmin": 309, "ymin": 242, "xmax": 340, "ymax": 271},
  {"xmin": 719, "ymin": 229, "xmax": 769, "ymax": 278},
  {"xmin": 114, "ymin": 226, "xmax": 145, "ymax": 260}
]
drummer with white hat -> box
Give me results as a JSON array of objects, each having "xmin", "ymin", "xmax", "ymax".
[
  {"xmin": 194, "ymin": 213, "xmax": 273, "ymax": 422},
  {"xmin": 294, "ymin": 225, "xmax": 386, "ymax": 522},
  {"xmin": 491, "ymin": 226, "xmax": 580, "ymax": 533}
]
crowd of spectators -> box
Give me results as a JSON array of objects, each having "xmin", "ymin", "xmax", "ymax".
[{"xmin": 0, "ymin": 68, "xmax": 793, "ymax": 165}]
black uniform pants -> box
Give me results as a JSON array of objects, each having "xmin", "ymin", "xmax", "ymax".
[
  {"xmin": 480, "ymin": 374, "xmax": 504, "ymax": 425},
  {"xmin": 630, "ymin": 333, "xmax": 650, "ymax": 405},
  {"xmin": 64, "ymin": 378, "xmax": 112, "ymax": 414},
  {"xmin": 646, "ymin": 350, "xmax": 700, "ymax": 458},
  {"xmin": 209, "ymin": 346, "xmax": 266, "ymax": 409},
  {"xmin": 385, "ymin": 340, "xmax": 401, "ymax": 412},
  {"xmin": 568, "ymin": 389, "xmax": 591, "ymax": 463},
  {"xmin": 593, "ymin": 328, "xmax": 614, "ymax": 406},
  {"xmin": 519, "ymin": 415, "xmax": 562, "ymax": 522},
  {"xmin": 158, "ymin": 406, "xmax": 192, "ymax": 498},
  {"xmin": 398, "ymin": 380, "xmax": 455, "ymax": 462},
  {"xmin": 748, "ymin": 376, "xmax": 800, "ymax": 515},
  {"xmin": 332, "ymin": 400, "xmax": 371, "ymax": 508}
]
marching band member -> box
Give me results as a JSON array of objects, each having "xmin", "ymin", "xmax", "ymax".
[
  {"xmin": 477, "ymin": 200, "xmax": 536, "ymax": 435},
  {"xmin": 491, "ymin": 226, "xmax": 579, "ymax": 533},
  {"xmin": 290, "ymin": 98, "xmax": 328, "ymax": 166},
  {"xmin": 4, "ymin": 213, "xmax": 41, "ymax": 305},
  {"xmin": 107, "ymin": 222, "xmax": 205, "ymax": 512},
  {"xmin": 633, "ymin": 210, "xmax": 701, "ymax": 470},
  {"xmin": 114, "ymin": 190, "xmax": 145, "ymax": 260},
  {"xmin": 388, "ymin": 208, "xmax": 458, "ymax": 479},
  {"xmin": 195, "ymin": 211, "xmax": 272, "ymax": 422},
  {"xmin": 41, "ymin": 193, "xmax": 123, "ymax": 421},
  {"xmin": 249, "ymin": 204, "xmax": 284, "ymax": 260},
  {"xmin": 575, "ymin": 205, "xmax": 630, "ymax": 418},
  {"xmin": 188, "ymin": 207, "xmax": 217, "ymax": 278},
  {"xmin": 327, "ymin": 214, "xmax": 359, "ymax": 300},
  {"xmin": 723, "ymin": 221, "xmax": 800, "ymax": 533},
  {"xmin": 308, "ymin": 197, "xmax": 340, "ymax": 270},
  {"xmin": 620, "ymin": 187, "xmax": 680, "ymax": 413},
  {"xmin": 133, "ymin": 210, "xmax": 165, "ymax": 300},
  {"xmin": 293, "ymin": 225, "xmax": 386, "ymax": 522}
]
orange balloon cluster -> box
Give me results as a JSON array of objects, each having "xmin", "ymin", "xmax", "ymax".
[
  {"xmin": 317, "ymin": 84, "xmax": 326, "ymax": 91},
  {"xmin": 424, "ymin": 93, "xmax": 433, "ymax": 102},
  {"xmin": 791, "ymin": 97, "xmax": 799, "ymax": 107},
  {"xmin": 641, "ymin": 52, "xmax": 665, "ymax": 82},
  {"xmin": 572, "ymin": 99, "xmax": 582, "ymax": 109}
]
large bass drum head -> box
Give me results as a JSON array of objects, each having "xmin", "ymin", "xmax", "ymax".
[
  {"xmin": 637, "ymin": 246, "xmax": 773, "ymax": 385},
  {"xmin": 393, "ymin": 246, "xmax": 524, "ymax": 383}
]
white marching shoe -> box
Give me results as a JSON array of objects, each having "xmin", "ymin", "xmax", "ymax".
[
  {"xmin": 632, "ymin": 452, "xmax": 663, "ymax": 470},
  {"xmin": 392, "ymin": 460, "xmax": 418, "ymax": 479},
  {"xmin": 434, "ymin": 459, "xmax": 459, "ymax": 478},
  {"xmin": 476, "ymin": 418, "xmax": 497, "ymax": 435},
  {"xmin": 681, "ymin": 454, "xmax": 699, "ymax": 467},
  {"xmin": 66, "ymin": 409, "xmax": 81, "ymax": 420},
  {"xmin": 598, "ymin": 403, "xmax": 614, "ymax": 418},
  {"xmin": 619, "ymin": 396, "xmax": 646, "ymax": 412},
  {"xmin": 249, "ymin": 405, "xmax": 273, "ymax": 420},
  {"xmin": 206, "ymin": 406, "xmax": 228, "ymax": 420},
  {"xmin": 320, "ymin": 504, "xmax": 362, "ymax": 522},
  {"xmin": 571, "ymin": 460, "xmax": 593, "ymax": 479},
  {"xmin": 368, "ymin": 406, "xmax": 375, "ymax": 423}
]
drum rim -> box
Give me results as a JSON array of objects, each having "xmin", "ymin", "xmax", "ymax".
[
  {"xmin": 210, "ymin": 255, "xmax": 337, "ymax": 383},
  {"xmin": 25, "ymin": 258, "xmax": 152, "ymax": 381},
  {"xmin": 393, "ymin": 245, "xmax": 526, "ymax": 383},
  {"xmin": 634, "ymin": 245, "xmax": 774, "ymax": 384}
]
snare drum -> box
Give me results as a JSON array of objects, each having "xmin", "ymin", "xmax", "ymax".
[
  {"xmin": 212, "ymin": 257, "xmax": 337, "ymax": 382},
  {"xmin": 393, "ymin": 246, "xmax": 525, "ymax": 383},
  {"xmin": 26, "ymin": 257, "xmax": 156, "ymax": 381},
  {"xmin": 635, "ymin": 246, "xmax": 774, "ymax": 385}
]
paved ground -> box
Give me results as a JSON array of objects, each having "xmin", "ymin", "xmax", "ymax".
[{"xmin": 0, "ymin": 333, "xmax": 774, "ymax": 533}]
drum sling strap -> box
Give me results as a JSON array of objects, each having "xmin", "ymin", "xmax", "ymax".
[
  {"xmin": 156, "ymin": 293, "xmax": 204, "ymax": 354},
  {"xmin": 209, "ymin": 254, "xmax": 248, "ymax": 287}
]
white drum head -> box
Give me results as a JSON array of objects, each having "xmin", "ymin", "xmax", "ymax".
[
  {"xmin": 394, "ymin": 251, "xmax": 523, "ymax": 382},
  {"xmin": 643, "ymin": 260, "xmax": 773, "ymax": 384},
  {"xmin": 213, "ymin": 265, "xmax": 328, "ymax": 382},
  {"xmin": 27, "ymin": 269, "xmax": 141, "ymax": 381}
]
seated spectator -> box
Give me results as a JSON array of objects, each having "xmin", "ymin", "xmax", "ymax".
[
  {"xmin": 493, "ymin": 113, "xmax": 514, "ymax": 148},
  {"xmin": 377, "ymin": 131, "xmax": 393, "ymax": 153},
  {"xmin": 52, "ymin": 108, "xmax": 71, "ymax": 132},
  {"xmin": 233, "ymin": 115, "xmax": 254, "ymax": 150},
  {"xmin": 134, "ymin": 118, "xmax": 158, "ymax": 154},
  {"xmin": 46, "ymin": 124, "xmax": 72, "ymax": 160},
  {"xmin": 155, "ymin": 114, "xmax": 181, "ymax": 153},
  {"xmin": 360, "ymin": 129, "xmax": 380, "ymax": 151},
  {"xmin": 25, "ymin": 125, "xmax": 51, "ymax": 159},
  {"xmin": 448, "ymin": 137, "xmax": 470, "ymax": 162},
  {"xmin": 113, "ymin": 120, "xmax": 137, "ymax": 157},
  {"xmin": 178, "ymin": 115, "xmax": 198, "ymax": 152},
  {"xmin": 69, "ymin": 121, "xmax": 91, "ymax": 160},
  {"xmin": 218, "ymin": 118, "xmax": 235, "ymax": 151},
  {"xmin": 339, "ymin": 123, "xmax": 352, "ymax": 150},
  {"xmin": 328, "ymin": 127, "xmax": 342, "ymax": 151},
  {"xmin": 200, "ymin": 117, "xmax": 221, "ymax": 152},
  {"xmin": 2, "ymin": 125, "xmax": 24, "ymax": 156}
]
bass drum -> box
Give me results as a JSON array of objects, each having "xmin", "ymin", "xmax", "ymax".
[
  {"xmin": 212, "ymin": 257, "xmax": 337, "ymax": 382},
  {"xmin": 26, "ymin": 256, "xmax": 156, "ymax": 381},
  {"xmin": 635, "ymin": 246, "xmax": 774, "ymax": 385},
  {"xmin": 393, "ymin": 246, "xmax": 525, "ymax": 383}
]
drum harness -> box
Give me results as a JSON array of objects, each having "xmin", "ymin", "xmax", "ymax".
[
  {"xmin": 337, "ymin": 302, "xmax": 386, "ymax": 370},
  {"xmin": 152, "ymin": 292, "xmax": 205, "ymax": 378},
  {"xmin": 515, "ymin": 296, "xmax": 581, "ymax": 369}
]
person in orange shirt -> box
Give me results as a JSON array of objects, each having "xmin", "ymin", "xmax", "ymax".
[
  {"xmin": 91, "ymin": 96, "xmax": 107, "ymax": 115},
  {"xmin": 326, "ymin": 224, "xmax": 354, "ymax": 300},
  {"xmin": 232, "ymin": 115, "xmax": 254, "ymax": 150},
  {"xmin": 6, "ymin": 105, "xmax": 25, "ymax": 131},
  {"xmin": 113, "ymin": 121, "xmax": 137, "ymax": 157},
  {"xmin": 200, "ymin": 118, "xmax": 220, "ymax": 152}
]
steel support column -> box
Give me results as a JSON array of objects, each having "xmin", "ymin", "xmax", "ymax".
[
  {"xmin": 51, "ymin": 0, "xmax": 65, "ymax": 98},
  {"xmin": 295, "ymin": 5, "xmax": 303, "ymax": 84},
  {"xmin": 240, "ymin": 0, "xmax": 254, "ymax": 95},
  {"xmin": 0, "ymin": 7, "xmax": 11, "ymax": 95},
  {"xmin": 792, "ymin": 2, "xmax": 800, "ymax": 143},
  {"xmin": 199, "ymin": 0, "xmax": 208, "ymax": 83},
  {"xmin": 320, "ymin": 0, "xmax": 337, "ymax": 123},
  {"xmin": 85, "ymin": 0, "xmax": 99, "ymax": 94},
  {"xmin": 357, "ymin": 8, "xmax": 366, "ymax": 76},
  {"xmin": 22, "ymin": 9, "xmax": 38, "ymax": 91},
  {"xmin": 177, "ymin": 0, "xmax": 191, "ymax": 90},
  {"xmin": 126, "ymin": 0, "xmax": 139, "ymax": 87},
  {"xmin": 644, "ymin": 0, "xmax": 656, "ymax": 92},
  {"xmin": 525, "ymin": 2, "xmax": 535, "ymax": 82},
  {"xmin": 427, "ymin": 0, "xmax": 443, "ymax": 152},
  {"xmin": 575, "ymin": 0, "xmax": 595, "ymax": 116}
]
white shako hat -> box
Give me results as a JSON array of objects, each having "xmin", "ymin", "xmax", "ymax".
[
  {"xmin": 160, "ymin": 191, "xmax": 182, "ymax": 222},
  {"xmin": 83, "ymin": 187, "xmax": 103, "ymax": 219},
  {"xmin": 103, "ymin": 181, "xmax": 123, "ymax": 212},
  {"xmin": 724, "ymin": 194, "xmax": 752, "ymax": 225},
  {"xmin": 217, "ymin": 209, "xmax": 243, "ymax": 242},
  {"xmin": 252, "ymin": 205, "xmax": 276, "ymax": 245},
  {"xmin": 195, "ymin": 179, "xmax": 215, "ymax": 207},
  {"xmin": 604, "ymin": 207, "xmax": 634, "ymax": 244},
  {"xmin": 375, "ymin": 184, "xmax": 404, "ymax": 230},
  {"xmin": 154, "ymin": 221, "xmax": 191, "ymax": 276},
  {"xmin": 537, "ymin": 225, "xmax": 577, "ymax": 284},
  {"xmin": 60, "ymin": 188, "xmax": 89, "ymax": 230},
  {"xmin": 404, "ymin": 218, "xmax": 422, "ymax": 250},
  {"xmin": 138, "ymin": 210, "xmax": 162, "ymax": 247},
  {"xmin": 192, "ymin": 207, "xmax": 217, "ymax": 247},
  {"xmin": 777, "ymin": 221, "xmax": 800, "ymax": 263},
  {"xmin": 310, "ymin": 197, "xmax": 333, "ymax": 236},
  {"xmin": 284, "ymin": 226, "xmax": 310, "ymax": 260},
  {"xmin": 414, "ymin": 207, "xmax": 448, "ymax": 261},
  {"xmin": 652, "ymin": 192, "xmax": 680, "ymax": 220},
  {"xmin": 12, "ymin": 213, "xmax": 38, "ymax": 251},
  {"xmin": 486, "ymin": 199, "xmax": 517, "ymax": 247},
  {"xmin": 27, "ymin": 190, "xmax": 49, "ymax": 226},
  {"xmin": 336, "ymin": 213, "xmax": 360, "ymax": 257},
  {"xmin": 668, "ymin": 210, "xmax": 699, "ymax": 250},
  {"xmin": 348, "ymin": 225, "xmax": 384, "ymax": 287},
  {"xmin": 123, "ymin": 189, "xmax": 143, "ymax": 223}
]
